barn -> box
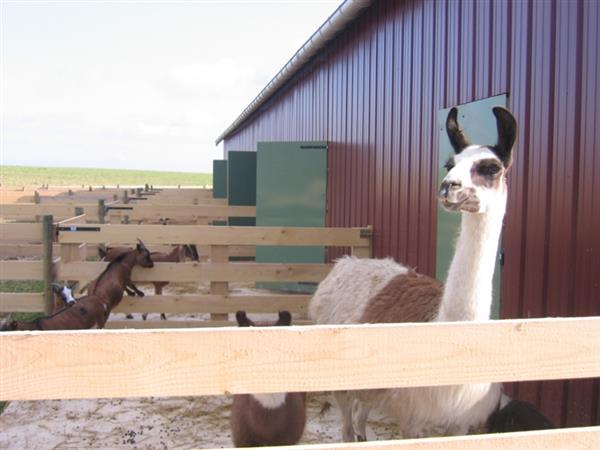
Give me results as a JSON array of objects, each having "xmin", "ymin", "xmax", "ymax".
[{"xmin": 215, "ymin": 0, "xmax": 600, "ymax": 428}]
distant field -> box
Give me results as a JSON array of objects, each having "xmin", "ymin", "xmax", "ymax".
[{"xmin": 0, "ymin": 165, "xmax": 212, "ymax": 187}]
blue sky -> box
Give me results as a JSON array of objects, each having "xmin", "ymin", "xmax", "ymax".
[{"xmin": 1, "ymin": 0, "xmax": 340, "ymax": 173}]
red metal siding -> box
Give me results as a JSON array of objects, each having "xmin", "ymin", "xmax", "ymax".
[{"xmin": 223, "ymin": 0, "xmax": 600, "ymax": 426}]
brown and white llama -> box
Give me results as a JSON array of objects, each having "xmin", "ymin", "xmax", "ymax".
[
  {"xmin": 230, "ymin": 311, "xmax": 307, "ymax": 447},
  {"xmin": 309, "ymin": 106, "xmax": 517, "ymax": 441}
]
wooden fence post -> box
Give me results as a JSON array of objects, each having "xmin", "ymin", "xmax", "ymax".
[
  {"xmin": 351, "ymin": 226, "xmax": 373, "ymax": 259},
  {"xmin": 123, "ymin": 190, "xmax": 129, "ymax": 204},
  {"xmin": 42, "ymin": 215, "xmax": 54, "ymax": 314},
  {"xmin": 34, "ymin": 191, "xmax": 40, "ymax": 204},
  {"xmin": 210, "ymin": 245, "xmax": 229, "ymax": 321},
  {"xmin": 98, "ymin": 200, "xmax": 105, "ymax": 224}
]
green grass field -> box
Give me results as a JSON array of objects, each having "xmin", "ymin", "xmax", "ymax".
[{"xmin": 0, "ymin": 165, "xmax": 212, "ymax": 187}]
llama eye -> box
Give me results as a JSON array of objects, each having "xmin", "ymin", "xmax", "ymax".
[{"xmin": 478, "ymin": 163, "xmax": 501, "ymax": 176}]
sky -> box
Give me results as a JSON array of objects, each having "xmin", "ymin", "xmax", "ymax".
[{"xmin": 0, "ymin": 0, "xmax": 341, "ymax": 173}]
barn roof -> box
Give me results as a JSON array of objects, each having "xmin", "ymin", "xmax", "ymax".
[{"xmin": 214, "ymin": 0, "xmax": 373, "ymax": 145}]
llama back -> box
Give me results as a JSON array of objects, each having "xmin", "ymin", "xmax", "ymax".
[{"xmin": 309, "ymin": 256, "xmax": 409, "ymax": 324}]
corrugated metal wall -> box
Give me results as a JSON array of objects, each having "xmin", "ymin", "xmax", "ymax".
[{"xmin": 223, "ymin": 0, "xmax": 600, "ymax": 426}]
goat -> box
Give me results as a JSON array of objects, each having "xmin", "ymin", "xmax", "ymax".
[
  {"xmin": 3, "ymin": 295, "xmax": 109, "ymax": 330},
  {"xmin": 89, "ymin": 240, "xmax": 154, "ymax": 311},
  {"xmin": 98, "ymin": 244, "xmax": 198, "ymax": 320},
  {"xmin": 51, "ymin": 281, "xmax": 78, "ymax": 311},
  {"xmin": 230, "ymin": 311, "xmax": 306, "ymax": 447}
]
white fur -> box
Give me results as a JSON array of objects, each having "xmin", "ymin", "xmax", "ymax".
[
  {"xmin": 60, "ymin": 286, "xmax": 76, "ymax": 305},
  {"xmin": 252, "ymin": 393, "xmax": 287, "ymax": 409},
  {"xmin": 309, "ymin": 146, "xmax": 508, "ymax": 440}
]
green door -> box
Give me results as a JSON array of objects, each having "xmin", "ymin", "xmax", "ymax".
[
  {"xmin": 256, "ymin": 141, "xmax": 327, "ymax": 293},
  {"xmin": 212, "ymin": 160, "xmax": 228, "ymax": 199},
  {"xmin": 436, "ymin": 95, "xmax": 506, "ymax": 318},
  {"xmin": 227, "ymin": 151, "xmax": 256, "ymax": 226}
]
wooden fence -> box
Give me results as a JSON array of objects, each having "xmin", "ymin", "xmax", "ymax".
[
  {"xmin": 1, "ymin": 317, "xmax": 599, "ymax": 448},
  {"xmin": 0, "ymin": 217, "xmax": 54, "ymax": 313},
  {"xmin": 0, "ymin": 201, "xmax": 113, "ymax": 223},
  {"xmin": 1, "ymin": 221, "xmax": 370, "ymax": 326},
  {"xmin": 106, "ymin": 204, "xmax": 255, "ymax": 224},
  {"xmin": 56, "ymin": 223, "xmax": 370, "ymax": 326}
]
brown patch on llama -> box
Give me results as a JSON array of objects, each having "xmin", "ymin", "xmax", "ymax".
[{"xmin": 360, "ymin": 271, "xmax": 443, "ymax": 323}]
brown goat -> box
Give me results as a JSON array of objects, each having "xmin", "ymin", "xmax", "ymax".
[
  {"xmin": 89, "ymin": 241, "xmax": 154, "ymax": 311},
  {"xmin": 230, "ymin": 311, "xmax": 306, "ymax": 447},
  {"xmin": 3, "ymin": 295, "xmax": 109, "ymax": 331},
  {"xmin": 98, "ymin": 244, "xmax": 197, "ymax": 320}
]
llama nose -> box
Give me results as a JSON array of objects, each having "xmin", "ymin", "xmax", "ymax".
[{"xmin": 439, "ymin": 180, "xmax": 462, "ymax": 198}]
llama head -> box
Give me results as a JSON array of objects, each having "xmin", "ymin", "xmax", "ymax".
[{"xmin": 440, "ymin": 106, "xmax": 517, "ymax": 214}]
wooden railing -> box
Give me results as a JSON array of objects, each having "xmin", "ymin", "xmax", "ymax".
[
  {"xmin": 1, "ymin": 317, "xmax": 599, "ymax": 448},
  {"xmin": 106, "ymin": 204, "xmax": 255, "ymax": 224},
  {"xmin": 0, "ymin": 217, "xmax": 54, "ymax": 313},
  {"xmin": 0, "ymin": 223, "xmax": 371, "ymax": 324}
]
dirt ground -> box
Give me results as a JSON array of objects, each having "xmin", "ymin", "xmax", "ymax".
[{"xmin": 0, "ymin": 282, "xmax": 399, "ymax": 449}]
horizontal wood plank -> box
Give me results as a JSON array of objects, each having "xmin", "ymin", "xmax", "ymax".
[
  {"xmin": 112, "ymin": 294, "xmax": 311, "ymax": 314},
  {"xmin": 58, "ymin": 224, "xmax": 369, "ymax": 246},
  {"xmin": 108, "ymin": 205, "xmax": 255, "ymax": 220},
  {"xmin": 205, "ymin": 427, "xmax": 600, "ymax": 450},
  {"xmin": 0, "ymin": 223, "xmax": 43, "ymax": 241},
  {"xmin": 0, "ymin": 261, "xmax": 44, "ymax": 280},
  {"xmin": 0, "ymin": 293, "xmax": 44, "ymax": 312},
  {"xmin": 0, "ymin": 204, "xmax": 88, "ymax": 220},
  {"xmin": 1, "ymin": 317, "xmax": 599, "ymax": 401},
  {"xmin": 59, "ymin": 261, "xmax": 332, "ymax": 282}
]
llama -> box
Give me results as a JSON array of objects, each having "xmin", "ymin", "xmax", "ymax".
[
  {"xmin": 98, "ymin": 244, "xmax": 198, "ymax": 320},
  {"xmin": 230, "ymin": 311, "xmax": 307, "ymax": 447},
  {"xmin": 3, "ymin": 295, "xmax": 109, "ymax": 330},
  {"xmin": 309, "ymin": 106, "xmax": 517, "ymax": 441}
]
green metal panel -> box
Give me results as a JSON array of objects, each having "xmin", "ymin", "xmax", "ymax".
[
  {"xmin": 212, "ymin": 160, "xmax": 228, "ymax": 199},
  {"xmin": 227, "ymin": 151, "xmax": 256, "ymax": 226},
  {"xmin": 436, "ymin": 95, "xmax": 506, "ymax": 319},
  {"xmin": 256, "ymin": 141, "xmax": 327, "ymax": 293}
]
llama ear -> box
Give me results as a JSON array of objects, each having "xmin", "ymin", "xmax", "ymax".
[
  {"xmin": 492, "ymin": 106, "xmax": 517, "ymax": 168},
  {"xmin": 446, "ymin": 107, "xmax": 470, "ymax": 154},
  {"xmin": 98, "ymin": 245, "xmax": 107, "ymax": 258},
  {"xmin": 68, "ymin": 281, "xmax": 79, "ymax": 290},
  {"xmin": 276, "ymin": 311, "xmax": 292, "ymax": 326},
  {"xmin": 235, "ymin": 311, "xmax": 252, "ymax": 327}
]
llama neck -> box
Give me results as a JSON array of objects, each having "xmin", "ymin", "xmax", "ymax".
[{"xmin": 436, "ymin": 208, "xmax": 505, "ymax": 322}]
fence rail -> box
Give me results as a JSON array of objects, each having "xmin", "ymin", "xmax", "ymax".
[
  {"xmin": 1, "ymin": 317, "xmax": 599, "ymax": 400},
  {"xmin": 57, "ymin": 224, "xmax": 370, "ymax": 246}
]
